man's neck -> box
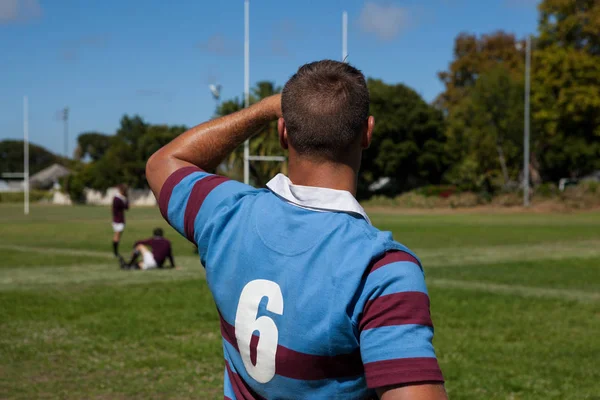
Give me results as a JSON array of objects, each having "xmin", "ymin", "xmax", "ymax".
[{"xmin": 287, "ymin": 157, "xmax": 358, "ymax": 196}]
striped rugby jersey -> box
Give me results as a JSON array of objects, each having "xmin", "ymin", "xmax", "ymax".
[{"xmin": 159, "ymin": 167, "xmax": 443, "ymax": 399}]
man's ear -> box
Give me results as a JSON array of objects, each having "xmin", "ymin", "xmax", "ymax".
[
  {"xmin": 278, "ymin": 118, "xmax": 289, "ymax": 150},
  {"xmin": 362, "ymin": 116, "xmax": 374, "ymax": 149}
]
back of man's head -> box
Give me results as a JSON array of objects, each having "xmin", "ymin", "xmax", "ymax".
[
  {"xmin": 117, "ymin": 184, "xmax": 128, "ymax": 196},
  {"xmin": 153, "ymin": 228, "xmax": 164, "ymax": 237},
  {"xmin": 281, "ymin": 60, "xmax": 370, "ymax": 161}
]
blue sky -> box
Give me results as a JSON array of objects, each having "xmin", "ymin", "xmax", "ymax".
[{"xmin": 0, "ymin": 0, "xmax": 538, "ymax": 157}]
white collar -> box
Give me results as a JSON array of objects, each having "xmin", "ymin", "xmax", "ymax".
[
  {"xmin": 115, "ymin": 192, "xmax": 127, "ymax": 201},
  {"xmin": 266, "ymin": 174, "xmax": 371, "ymax": 225}
]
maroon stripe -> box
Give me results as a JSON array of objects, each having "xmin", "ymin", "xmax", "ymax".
[
  {"xmin": 225, "ymin": 360, "xmax": 266, "ymax": 400},
  {"xmin": 158, "ymin": 166, "xmax": 202, "ymax": 220},
  {"xmin": 183, "ymin": 174, "xmax": 229, "ymax": 242},
  {"xmin": 360, "ymin": 292, "xmax": 432, "ymax": 332},
  {"xmin": 225, "ymin": 397, "xmax": 233, "ymax": 400},
  {"xmin": 219, "ymin": 315, "xmax": 363, "ymax": 380},
  {"xmin": 276, "ymin": 346, "xmax": 363, "ymax": 380},
  {"xmin": 219, "ymin": 312, "xmax": 239, "ymax": 352},
  {"xmin": 364, "ymin": 357, "xmax": 444, "ymax": 388},
  {"xmin": 370, "ymin": 251, "xmax": 421, "ymax": 274},
  {"xmin": 250, "ymin": 334, "xmax": 259, "ymax": 366}
]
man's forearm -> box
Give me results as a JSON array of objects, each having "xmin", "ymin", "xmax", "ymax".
[{"xmin": 146, "ymin": 95, "xmax": 281, "ymax": 198}]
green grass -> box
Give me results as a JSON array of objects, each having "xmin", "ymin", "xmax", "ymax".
[{"xmin": 0, "ymin": 204, "xmax": 599, "ymax": 399}]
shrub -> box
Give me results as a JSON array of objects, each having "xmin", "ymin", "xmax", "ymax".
[
  {"xmin": 0, "ymin": 190, "xmax": 53, "ymax": 203},
  {"xmin": 62, "ymin": 172, "xmax": 87, "ymax": 204},
  {"xmin": 395, "ymin": 192, "xmax": 444, "ymax": 208},
  {"xmin": 582, "ymin": 181, "xmax": 598, "ymax": 194},
  {"xmin": 491, "ymin": 192, "xmax": 522, "ymax": 207},
  {"xmin": 449, "ymin": 192, "xmax": 481, "ymax": 208},
  {"xmin": 560, "ymin": 183, "xmax": 600, "ymax": 209},
  {"xmin": 416, "ymin": 185, "xmax": 459, "ymax": 198},
  {"xmin": 536, "ymin": 183, "xmax": 558, "ymax": 198},
  {"xmin": 361, "ymin": 195, "xmax": 399, "ymax": 208}
]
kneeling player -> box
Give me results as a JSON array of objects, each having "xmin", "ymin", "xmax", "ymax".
[{"xmin": 121, "ymin": 228, "xmax": 177, "ymax": 270}]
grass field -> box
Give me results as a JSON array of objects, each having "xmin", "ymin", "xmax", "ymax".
[{"xmin": 1, "ymin": 203, "xmax": 599, "ymax": 399}]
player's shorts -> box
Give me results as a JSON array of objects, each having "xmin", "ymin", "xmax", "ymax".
[
  {"xmin": 112, "ymin": 223, "xmax": 125, "ymax": 233},
  {"xmin": 140, "ymin": 249, "xmax": 157, "ymax": 270}
]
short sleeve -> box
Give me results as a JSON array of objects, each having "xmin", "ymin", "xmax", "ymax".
[
  {"xmin": 357, "ymin": 250, "xmax": 444, "ymax": 389},
  {"xmin": 158, "ymin": 167, "xmax": 255, "ymax": 244}
]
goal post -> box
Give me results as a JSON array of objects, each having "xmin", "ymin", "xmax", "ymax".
[
  {"xmin": 242, "ymin": 0, "xmax": 286, "ymax": 185},
  {"xmin": 2, "ymin": 96, "xmax": 30, "ymax": 215}
]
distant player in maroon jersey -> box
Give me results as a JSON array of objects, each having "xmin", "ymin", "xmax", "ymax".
[
  {"xmin": 111, "ymin": 184, "xmax": 129, "ymax": 257},
  {"xmin": 120, "ymin": 228, "xmax": 177, "ymax": 270}
]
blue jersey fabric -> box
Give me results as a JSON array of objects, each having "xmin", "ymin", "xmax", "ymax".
[{"xmin": 159, "ymin": 167, "xmax": 443, "ymax": 399}]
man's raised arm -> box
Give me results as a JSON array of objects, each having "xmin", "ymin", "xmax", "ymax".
[{"xmin": 146, "ymin": 95, "xmax": 282, "ymax": 199}]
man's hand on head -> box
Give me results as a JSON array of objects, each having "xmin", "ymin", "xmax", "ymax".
[
  {"xmin": 265, "ymin": 94, "xmax": 282, "ymax": 119},
  {"xmin": 145, "ymin": 93, "xmax": 283, "ymax": 200}
]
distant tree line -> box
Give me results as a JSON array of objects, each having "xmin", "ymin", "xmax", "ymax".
[{"xmin": 3, "ymin": 0, "xmax": 598, "ymax": 202}]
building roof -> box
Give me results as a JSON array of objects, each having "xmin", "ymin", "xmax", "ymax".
[{"xmin": 30, "ymin": 164, "xmax": 71, "ymax": 189}]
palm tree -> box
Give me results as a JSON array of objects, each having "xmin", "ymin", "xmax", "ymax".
[{"xmin": 215, "ymin": 81, "xmax": 287, "ymax": 187}]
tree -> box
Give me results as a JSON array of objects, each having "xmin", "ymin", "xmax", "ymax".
[
  {"xmin": 538, "ymin": 0, "xmax": 600, "ymax": 54},
  {"xmin": 532, "ymin": 0, "xmax": 600, "ymax": 180},
  {"xmin": 437, "ymin": 31, "xmax": 524, "ymax": 112},
  {"xmin": 75, "ymin": 132, "xmax": 113, "ymax": 161},
  {"xmin": 67, "ymin": 115, "xmax": 188, "ymax": 195},
  {"xmin": 359, "ymin": 79, "xmax": 448, "ymax": 198},
  {"xmin": 444, "ymin": 66, "xmax": 524, "ymax": 191},
  {"xmin": 216, "ymin": 81, "xmax": 286, "ymax": 187},
  {"xmin": 0, "ymin": 140, "xmax": 67, "ymax": 175}
]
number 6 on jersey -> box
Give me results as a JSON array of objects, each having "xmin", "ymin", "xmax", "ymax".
[{"xmin": 235, "ymin": 279, "xmax": 284, "ymax": 383}]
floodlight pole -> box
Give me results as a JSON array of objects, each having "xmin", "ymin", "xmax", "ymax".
[
  {"xmin": 243, "ymin": 0, "xmax": 250, "ymax": 185},
  {"xmin": 63, "ymin": 107, "xmax": 69, "ymax": 158},
  {"xmin": 342, "ymin": 11, "xmax": 348, "ymax": 61},
  {"xmin": 24, "ymin": 96, "xmax": 29, "ymax": 215},
  {"xmin": 523, "ymin": 36, "xmax": 531, "ymax": 207}
]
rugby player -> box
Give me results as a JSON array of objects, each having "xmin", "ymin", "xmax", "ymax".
[
  {"xmin": 111, "ymin": 183, "xmax": 129, "ymax": 257},
  {"xmin": 120, "ymin": 228, "xmax": 177, "ymax": 270},
  {"xmin": 146, "ymin": 60, "xmax": 446, "ymax": 399}
]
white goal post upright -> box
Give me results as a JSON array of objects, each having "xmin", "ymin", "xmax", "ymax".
[
  {"xmin": 342, "ymin": 11, "xmax": 348, "ymax": 62},
  {"xmin": 3, "ymin": 96, "xmax": 30, "ymax": 215},
  {"xmin": 243, "ymin": 0, "xmax": 250, "ymax": 185},
  {"xmin": 24, "ymin": 96, "xmax": 29, "ymax": 215},
  {"xmin": 243, "ymin": 0, "xmax": 286, "ymax": 186}
]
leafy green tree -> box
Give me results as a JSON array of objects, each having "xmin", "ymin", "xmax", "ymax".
[
  {"xmin": 445, "ymin": 66, "xmax": 524, "ymax": 191},
  {"xmin": 75, "ymin": 132, "xmax": 112, "ymax": 161},
  {"xmin": 0, "ymin": 140, "xmax": 67, "ymax": 175},
  {"xmin": 68, "ymin": 115, "xmax": 187, "ymax": 194},
  {"xmin": 538, "ymin": 0, "xmax": 600, "ymax": 54},
  {"xmin": 360, "ymin": 79, "xmax": 448, "ymax": 197},
  {"xmin": 437, "ymin": 31, "xmax": 524, "ymax": 111},
  {"xmin": 532, "ymin": 0, "xmax": 600, "ymax": 180}
]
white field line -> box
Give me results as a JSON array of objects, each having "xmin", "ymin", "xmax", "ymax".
[
  {"xmin": 0, "ymin": 244, "xmax": 113, "ymax": 259},
  {"xmin": 428, "ymin": 279, "xmax": 600, "ymax": 302},
  {"xmin": 1, "ymin": 242, "xmax": 600, "ymax": 302},
  {"xmin": 0, "ymin": 257, "xmax": 204, "ymax": 289},
  {"xmin": 4, "ymin": 239, "xmax": 600, "ymax": 268},
  {"xmin": 420, "ymin": 239, "xmax": 600, "ymax": 268}
]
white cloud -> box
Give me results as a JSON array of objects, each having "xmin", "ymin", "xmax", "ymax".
[
  {"xmin": 0, "ymin": 0, "xmax": 41, "ymax": 24},
  {"xmin": 358, "ymin": 2, "xmax": 409, "ymax": 41}
]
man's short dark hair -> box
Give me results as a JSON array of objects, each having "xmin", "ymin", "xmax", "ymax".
[
  {"xmin": 153, "ymin": 228, "xmax": 163, "ymax": 237},
  {"xmin": 281, "ymin": 60, "xmax": 370, "ymax": 160}
]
